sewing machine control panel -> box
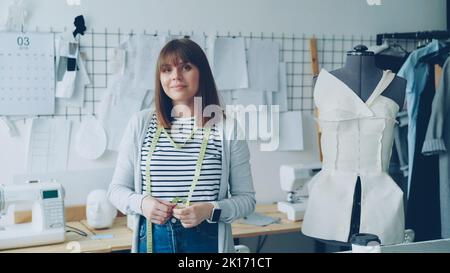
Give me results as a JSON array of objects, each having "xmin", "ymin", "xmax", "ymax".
[{"xmin": 42, "ymin": 190, "xmax": 64, "ymax": 229}]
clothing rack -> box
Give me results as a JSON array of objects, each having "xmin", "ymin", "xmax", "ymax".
[{"xmin": 376, "ymin": 30, "xmax": 450, "ymax": 45}]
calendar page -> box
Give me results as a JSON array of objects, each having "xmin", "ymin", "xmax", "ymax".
[{"xmin": 0, "ymin": 32, "xmax": 55, "ymax": 115}]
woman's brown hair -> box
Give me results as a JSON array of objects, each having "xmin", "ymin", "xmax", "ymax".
[{"xmin": 154, "ymin": 38, "xmax": 223, "ymax": 128}]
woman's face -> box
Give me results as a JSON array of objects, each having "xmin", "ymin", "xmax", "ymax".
[{"xmin": 160, "ymin": 59, "xmax": 200, "ymax": 106}]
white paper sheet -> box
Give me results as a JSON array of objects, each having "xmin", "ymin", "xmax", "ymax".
[
  {"xmin": 233, "ymin": 90, "xmax": 266, "ymax": 107},
  {"xmin": 56, "ymin": 39, "xmax": 79, "ymax": 98},
  {"xmin": 75, "ymin": 116, "xmax": 107, "ymax": 160},
  {"xmin": 57, "ymin": 55, "xmax": 90, "ymax": 108},
  {"xmin": 56, "ymin": 70, "xmax": 76, "ymax": 98},
  {"xmin": 247, "ymin": 40, "xmax": 279, "ymax": 92},
  {"xmin": 213, "ymin": 37, "xmax": 248, "ymax": 90},
  {"xmin": 0, "ymin": 32, "xmax": 55, "ymax": 115},
  {"xmin": 188, "ymin": 34, "xmax": 206, "ymax": 51},
  {"xmin": 206, "ymin": 35, "xmax": 216, "ymax": 68},
  {"xmin": 265, "ymin": 91, "xmax": 273, "ymax": 106},
  {"xmin": 141, "ymin": 88, "xmax": 155, "ymax": 110},
  {"xmin": 134, "ymin": 34, "xmax": 167, "ymax": 90},
  {"xmin": 98, "ymin": 89, "xmax": 147, "ymax": 151},
  {"xmin": 27, "ymin": 118, "xmax": 72, "ymax": 173},
  {"xmin": 219, "ymin": 90, "xmax": 234, "ymax": 107},
  {"xmin": 0, "ymin": 116, "xmax": 19, "ymax": 137},
  {"xmin": 55, "ymin": 32, "xmax": 75, "ymax": 62},
  {"xmin": 277, "ymin": 111, "xmax": 303, "ymax": 151},
  {"xmin": 108, "ymin": 48, "xmax": 126, "ymax": 75},
  {"xmin": 273, "ymin": 62, "xmax": 289, "ymax": 112},
  {"xmin": 169, "ymin": 34, "xmax": 206, "ymax": 51},
  {"xmin": 5, "ymin": 0, "xmax": 27, "ymax": 32}
]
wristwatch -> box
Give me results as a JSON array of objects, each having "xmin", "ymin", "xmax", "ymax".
[{"xmin": 207, "ymin": 201, "xmax": 221, "ymax": 223}]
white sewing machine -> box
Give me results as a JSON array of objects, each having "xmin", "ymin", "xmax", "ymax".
[
  {"xmin": 277, "ymin": 163, "xmax": 321, "ymax": 221},
  {"xmin": 0, "ymin": 181, "xmax": 66, "ymax": 250}
]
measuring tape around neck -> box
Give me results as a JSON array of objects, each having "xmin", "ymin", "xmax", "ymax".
[{"xmin": 144, "ymin": 125, "xmax": 211, "ymax": 253}]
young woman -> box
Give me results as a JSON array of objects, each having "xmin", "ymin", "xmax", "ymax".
[{"xmin": 107, "ymin": 38, "xmax": 255, "ymax": 253}]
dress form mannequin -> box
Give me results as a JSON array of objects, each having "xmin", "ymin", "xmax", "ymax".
[
  {"xmin": 309, "ymin": 45, "xmax": 407, "ymax": 250},
  {"xmin": 330, "ymin": 45, "xmax": 405, "ymax": 108}
]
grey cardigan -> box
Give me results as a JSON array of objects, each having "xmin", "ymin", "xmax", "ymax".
[
  {"xmin": 107, "ymin": 109, "xmax": 256, "ymax": 253},
  {"xmin": 422, "ymin": 58, "xmax": 450, "ymax": 239}
]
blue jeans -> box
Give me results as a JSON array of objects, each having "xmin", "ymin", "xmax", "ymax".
[{"xmin": 138, "ymin": 216, "xmax": 218, "ymax": 253}]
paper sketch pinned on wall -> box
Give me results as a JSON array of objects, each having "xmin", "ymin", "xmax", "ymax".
[
  {"xmin": 98, "ymin": 89, "xmax": 148, "ymax": 151},
  {"xmin": 219, "ymin": 90, "xmax": 233, "ymax": 107},
  {"xmin": 98, "ymin": 34, "xmax": 160, "ymax": 151},
  {"xmin": 277, "ymin": 111, "xmax": 304, "ymax": 151},
  {"xmin": 75, "ymin": 116, "xmax": 107, "ymax": 160},
  {"xmin": 213, "ymin": 37, "xmax": 249, "ymax": 90},
  {"xmin": 141, "ymin": 88, "xmax": 155, "ymax": 110},
  {"xmin": 56, "ymin": 38, "xmax": 79, "ymax": 98},
  {"xmin": 27, "ymin": 118, "xmax": 72, "ymax": 173},
  {"xmin": 169, "ymin": 34, "xmax": 206, "ymax": 51},
  {"xmin": 57, "ymin": 53, "xmax": 90, "ymax": 108},
  {"xmin": 108, "ymin": 48, "xmax": 126, "ymax": 75},
  {"xmin": 0, "ymin": 117, "xmax": 19, "ymax": 137},
  {"xmin": 0, "ymin": 32, "xmax": 55, "ymax": 115},
  {"xmin": 247, "ymin": 40, "xmax": 279, "ymax": 92},
  {"xmin": 265, "ymin": 91, "xmax": 273, "ymax": 106},
  {"xmin": 4, "ymin": 0, "xmax": 28, "ymax": 32},
  {"xmin": 188, "ymin": 34, "xmax": 206, "ymax": 51},
  {"xmin": 134, "ymin": 34, "xmax": 167, "ymax": 90},
  {"xmin": 273, "ymin": 62, "xmax": 288, "ymax": 112},
  {"xmin": 232, "ymin": 90, "xmax": 266, "ymax": 107},
  {"xmin": 205, "ymin": 35, "xmax": 216, "ymax": 68},
  {"xmin": 109, "ymin": 34, "xmax": 167, "ymax": 98}
]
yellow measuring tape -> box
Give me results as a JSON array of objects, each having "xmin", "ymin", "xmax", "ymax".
[{"xmin": 144, "ymin": 125, "xmax": 211, "ymax": 253}]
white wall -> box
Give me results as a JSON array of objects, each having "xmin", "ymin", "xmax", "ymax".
[
  {"xmin": 0, "ymin": 0, "xmax": 446, "ymax": 252},
  {"xmin": 0, "ymin": 0, "xmax": 445, "ymax": 35},
  {"xmin": 0, "ymin": 0, "xmax": 445, "ymax": 204}
]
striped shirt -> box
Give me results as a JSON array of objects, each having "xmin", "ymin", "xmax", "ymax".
[{"xmin": 140, "ymin": 114, "xmax": 222, "ymax": 203}]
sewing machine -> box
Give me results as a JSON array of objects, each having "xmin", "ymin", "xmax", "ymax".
[
  {"xmin": 277, "ymin": 163, "xmax": 321, "ymax": 221},
  {"xmin": 0, "ymin": 181, "xmax": 66, "ymax": 250}
]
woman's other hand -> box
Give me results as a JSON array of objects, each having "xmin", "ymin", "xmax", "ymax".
[{"xmin": 141, "ymin": 196, "xmax": 177, "ymax": 225}]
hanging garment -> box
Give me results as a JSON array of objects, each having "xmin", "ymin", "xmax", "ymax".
[
  {"xmin": 406, "ymin": 62, "xmax": 441, "ymax": 241},
  {"xmin": 375, "ymin": 51, "xmax": 409, "ymax": 74},
  {"xmin": 398, "ymin": 40, "xmax": 446, "ymax": 198},
  {"xmin": 373, "ymin": 47, "xmax": 410, "ymax": 196},
  {"xmin": 302, "ymin": 69, "xmax": 405, "ymax": 245},
  {"xmin": 422, "ymin": 57, "xmax": 450, "ymax": 239},
  {"xmin": 368, "ymin": 42, "xmax": 409, "ymax": 73}
]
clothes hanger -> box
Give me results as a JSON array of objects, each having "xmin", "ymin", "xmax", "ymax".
[
  {"xmin": 376, "ymin": 39, "xmax": 408, "ymax": 57},
  {"xmin": 388, "ymin": 40, "xmax": 408, "ymax": 54},
  {"xmin": 418, "ymin": 39, "xmax": 450, "ymax": 65}
]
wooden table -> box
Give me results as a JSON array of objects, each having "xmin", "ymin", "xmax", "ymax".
[
  {"xmin": 232, "ymin": 204, "xmax": 302, "ymax": 238},
  {"xmin": 0, "ymin": 204, "xmax": 302, "ymax": 253}
]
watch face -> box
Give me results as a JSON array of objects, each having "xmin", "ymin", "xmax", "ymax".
[{"xmin": 211, "ymin": 208, "xmax": 221, "ymax": 222}]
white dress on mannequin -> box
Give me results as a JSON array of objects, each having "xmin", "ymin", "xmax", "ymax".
[{"xmin": 302, "ymin": 69, "xmax": 405, "ymax": 245}]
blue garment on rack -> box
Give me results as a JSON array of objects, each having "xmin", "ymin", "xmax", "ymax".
[{"xmin": 397, "ymin": 40, "xmax": 445, "ymax": 198}]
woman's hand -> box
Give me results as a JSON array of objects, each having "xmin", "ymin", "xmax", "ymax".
[
  {"xmin": 172, "ymin": 202, "xmax": 214, "ymax": 228},
  {"xmin": 141, "ymin": 196, "xmax": 177, "ymax": 225}
]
